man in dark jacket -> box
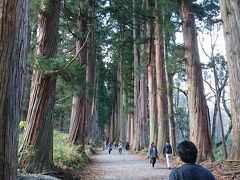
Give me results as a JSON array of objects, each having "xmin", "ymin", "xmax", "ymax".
[
  {"xmin": 163, "ymin": 140, "xmax": 172, "ymax": 169},
  {"xmin": 148, "ymin": 142, "xmax": 158, "ymax": 169},
  {"xmin": 169, "ymin": 140, "xmax": 215, "ymax": 180}
]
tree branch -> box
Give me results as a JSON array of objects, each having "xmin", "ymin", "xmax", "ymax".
[{"xmin": 48, "ymin": 30, "xmax": 91, "ymax": 75}]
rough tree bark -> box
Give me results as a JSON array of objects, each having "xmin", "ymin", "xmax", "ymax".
[
  {"xmin": 132, "ymin": 0, "xmax": 143, "ymax": 150},
  {"xmin": 221, "ymin": 0, "xmax": 240, "ymax": 160},
  {"xmin": 85, "ymin": 0, "xmax": 96, "ymax": 141},
  {"xmin": 146, "ymin": 0, "xmax": 156, "ymax": 146},
  {"xmin": 0, "ymin": 0, "xmax": 29, "ymax": 178},
  {"xmin": 179, "ymin": 0, "xmax": 212, "ymax": 161},
  {"xmin": 68, "ymin": 0, "xmax": 88, "ymax": 150},
  {"xmin": 117, "ymin": 27, "xmax": 125, "ymax": 142},
  {"xmin": 19, "ymin": 0, "xmax": 60, "ymax": 173},
  {"xmin": 154, "ymin": 1, "xmax": 169, "ymax": 154}
]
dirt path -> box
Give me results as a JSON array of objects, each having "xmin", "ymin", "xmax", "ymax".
[{"xmin": 82, "ymin": 148, "xmax": 171, "ymax": 180}]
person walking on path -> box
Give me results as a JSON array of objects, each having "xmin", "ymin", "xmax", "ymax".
[
  {"xmin": 163, "ymin": 140, "xmax": 173, "ymax": 169},
  {"xmin": 108, "ymin": 142, "xmax": 113, "ymax": 154},
  {"xmin": 125, "ymin": 142, "xmax": 130, "ymax": 155},
  {"xmin": 169, "ymin": 140, "xmax": 215, "ymax": 180},
  {"xmin": 148, "ymin": 142, "xmax": 158, "ymax": 169},
  {"xmin": 118, "ymin": 141, "xmax": 122, "ymax": 155}
]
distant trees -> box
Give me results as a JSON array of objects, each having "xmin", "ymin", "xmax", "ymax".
[{"xmin": 0, "ymin": 0, "xmax": 29, "ymax": 178}]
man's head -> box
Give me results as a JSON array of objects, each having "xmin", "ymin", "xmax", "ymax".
[
  {"xmin": 177, "ymin": 140, "xmax": 198, "ymax": 164},
  {"xmin": 166, "ymin": 140, "xmax": 170, "ymax": 144},
  {"xmin": 151, "ymin": 142, "xmax": 154, "ymax": 146}
]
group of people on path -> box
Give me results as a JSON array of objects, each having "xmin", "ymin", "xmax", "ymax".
[
  {"xmin": 148, "ymin": 140, "xmax": 215, "ymax": 180},
  {"xmin": 103, "ymin": 138, "xmax": 215, "ymax": 179},
  {"xmin": 148, "ymin": 141, "xmax": 172, "ymax": 170},
  {"xmin": 104, "ymin": 140, "xmax": 130, "ymax": 155}
]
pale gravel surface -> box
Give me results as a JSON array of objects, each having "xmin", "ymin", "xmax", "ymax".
[{"xmin": 83, "ymin": 148, "xmax": 171, "ymax": 180}]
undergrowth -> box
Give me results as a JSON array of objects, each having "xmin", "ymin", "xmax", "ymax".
[{"xmin": 53, "ymin": 131, "xmax": 91, "ymax": 170}]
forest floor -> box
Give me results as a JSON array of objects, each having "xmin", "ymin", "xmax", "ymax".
[
  {"xmin": 202, "ymin": 160, "xmax": 240, "ymax": 180},
  {"xmin": 79, "ymin": 148, "xmax": 171, "ymax": 180}
]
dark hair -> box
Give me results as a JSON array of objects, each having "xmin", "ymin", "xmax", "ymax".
[{"xmin": 177, "ymin": 140, "xmax": 198, "ymax": 163}]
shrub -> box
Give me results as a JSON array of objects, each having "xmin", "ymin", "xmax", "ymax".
[{"xmin": 53, "ymin": 131, "xmax": 90, "ymax": 170}]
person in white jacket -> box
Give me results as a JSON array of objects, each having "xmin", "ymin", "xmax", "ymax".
[{"xmin": 118, "ymin": 141, "xmax": 122, "ymax": 154}]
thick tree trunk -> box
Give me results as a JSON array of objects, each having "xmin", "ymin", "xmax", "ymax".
[
  {"xmin": 221, "ymin": 0, "xmax": 240, "ymax": 160},
  {"xmin": 163, "ymin": 16, "xmax": 176, "ymax": 154},
  {"xmin": 132, "ymin": 2, "xmax": 140, "ymax": 150},
  {"xmin": 118, "ymin": 39, "xmax": 124, "ymax": 142},
  {"xmin": 167, "ymin": 74, "xmax": 177, "ymax": 155},
  {"xmin": 69, "ymin": 95, "xmax": 86, "ymax": 146},
  {"xmin": 110, "ymin": 104, "xmax": 115, "ymax": 142},
  {"xmin": 126, "ymin": 113, "xmax": 130, "ymax": 144},
  {"xmin": 0, "ymin": 0, "xmax": 29, "ymax": 178},
  {"xmin": 19, "ymin": 0, "xmax": 60, "ymax": 173},
  {"xmin": 154, "ymin": 1, "xmax": 169, "ymax": 154},
  {"xmin": 146, "ymin": 0, "xmax": 156, "ymax": 146},
  {"xmin": 137, "ymin": 16, "xmax": 148, "ymax": 149},
  {"xmin": 68, "ymin": 0, "xmax": 88, "ymax": 150},
  {"xmin": 85, "ymin": 1, "xmax": 96, "ymax": 141},
  {"xmin": 19, "ymin": 73, "xmax": 56, "ymax": 172},
  {"xmin": 180, "ymin": 0, "xmax": 212, "ymax": 161}
]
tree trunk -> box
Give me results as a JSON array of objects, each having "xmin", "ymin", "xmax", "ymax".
[
  {"xmin": 132, "ymin": 0, "xmax": 140, "ymax": 151},
  {"xmin": 221, "ymin": 0, "xmax": 240, "ymax": 160},
  {"xmin": 154, "ymin": 1, "xmax": 169, "ymax": 154},
  {"xmin": 85, "ymin": 0, "xmax": 96, "ymax": 141},
  {"xmin": 166, "ymin": 73, "xmax": 177, "ymax": 155},
  {"xmin": 126, "ymin": 113, "xmax": 133, "ymax": 144},
  {"xmin": 146, "ymin": 0, "xmax": 156, "ymax": 146},
  {"xmin": 68, "ymin": 0, "xmax": 88, "ymax": 150},
  {"xmin": 163, "ymin": 12, "xmax": 176, "ymax": 155},
  {"xmin": 216, "ymin": 89, "xmax": 232, "ymax": 148},
  {"xmin": 118, "ymin": 32, "xmax": 124, "ymax": 142},
  {"xmin": 69, "ymin": 95, "xmax": 86, "ymax": 146},
  {"xmin": 0, "ymin": 0, "xmax": 29, "ymax": 178},
  {"xmin": 19, "ymin": 0, "xmax": 60, "ymax": 173},
  {"xmin": 110, "ymin": 104, "xmax": 115, "ymax": 142},
  {"xmin": 138, "ymin": 16, "xmax": 148, "ymax": 149},
  {"xmin": 180, "ymin": 0, "xmax": 212, "ymax": 161}
]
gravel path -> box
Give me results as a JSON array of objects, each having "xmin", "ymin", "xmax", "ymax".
[{"xmin": 83, "ymin": 149, "xmax": 171, "ymax": 180}]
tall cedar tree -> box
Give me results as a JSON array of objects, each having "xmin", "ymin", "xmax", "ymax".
[
  {"xmin": 19, "ymin": 0, "xmax": 60, "ymax": 173},
  {"xmin": 155, "ymin": 0, "xmax": 169, "ymax": 153},
  {"xmin": 0, "ymin": 0, "xmax": 29, "ymax": 178},
  {"xmin": 68, "ymin": 0, "xmax": 88, "ymax": 150},
  {"xmin": 221, "ymin": 0, "xmax": 240, "ymax": 160},
  {"xmin": 179, "ymin": 0, "xmax": 212, "ymax": 161}
]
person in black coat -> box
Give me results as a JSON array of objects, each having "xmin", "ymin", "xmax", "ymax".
[
  {"xmin": 148, "ymin": 142, "xmax": 158, "ymax": 169},
  {"xmin": 169, "ymin": 140, "xmax": 215, "ymax": 180},
  {"xmin": 125, "ymin": 142, "xmax": 130, "ymax": 155},
  {"xmin": 163, "ymin": 140, "xmax": 173, "ymax": 169}
]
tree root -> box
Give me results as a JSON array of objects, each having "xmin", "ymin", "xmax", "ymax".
[{"xmin": 215, "ymin": 163, "xmax": 240, "ymax": 176}]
